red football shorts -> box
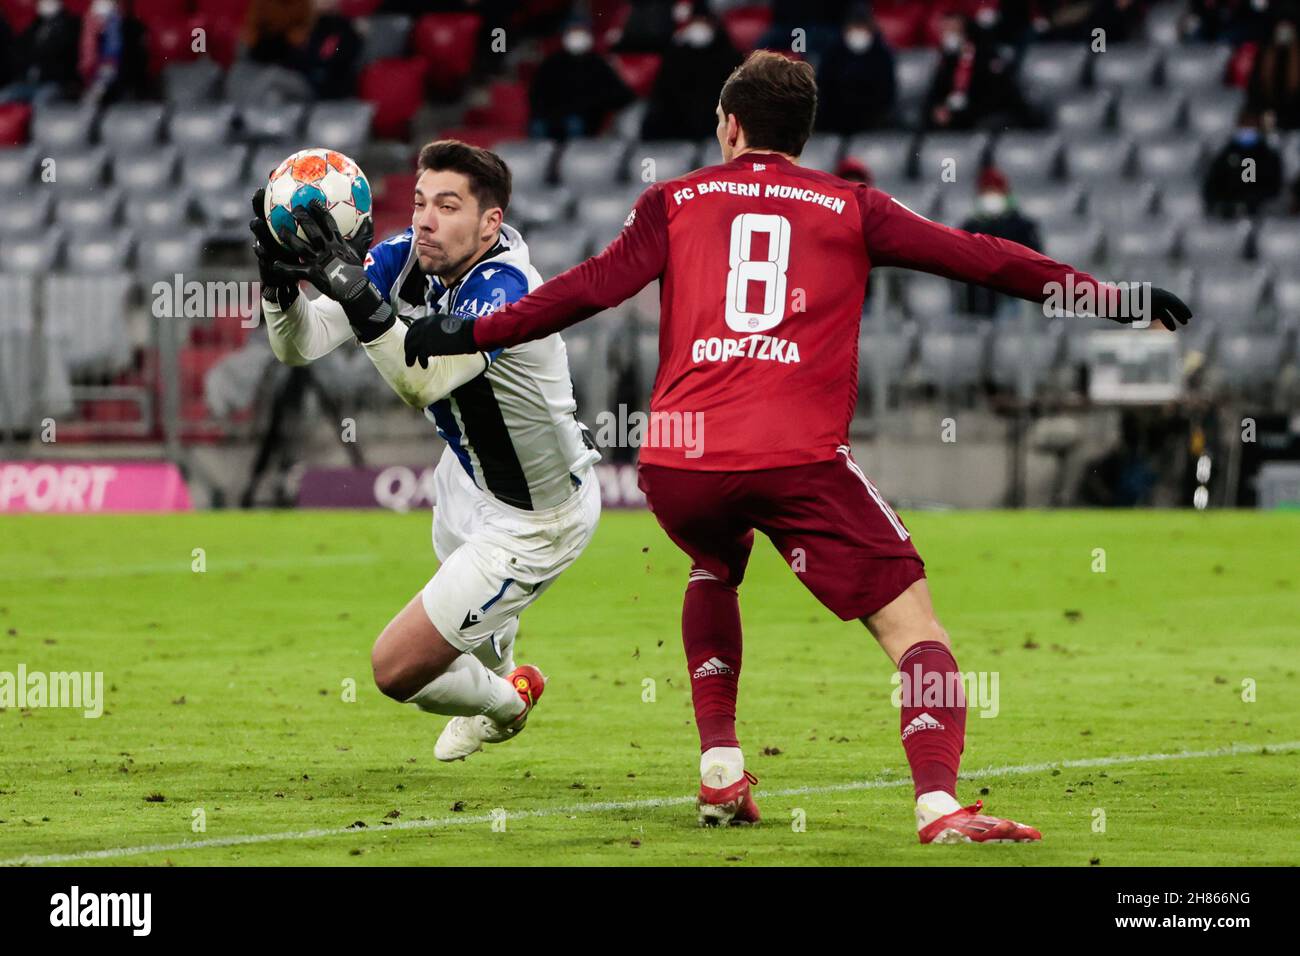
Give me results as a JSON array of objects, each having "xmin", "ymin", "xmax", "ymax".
[{"xmin": 638, "ymin": 446, "xmax": 926, "ymax": 620}]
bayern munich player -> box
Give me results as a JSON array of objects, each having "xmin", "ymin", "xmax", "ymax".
[{"xmin": 403, "ymin": 53, "xmax": 1192, "ymax": 842}]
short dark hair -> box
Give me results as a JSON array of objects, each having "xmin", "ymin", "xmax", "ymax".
[
  {"xmin": 718, "ymin": 51, "xmax": 818, "ymax": 157},
  {"xmin": 417, "ymin": 139, "xmax": 511, "ymax": 214}
]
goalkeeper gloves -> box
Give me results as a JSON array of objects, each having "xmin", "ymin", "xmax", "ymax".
[
  {"xmin": 404, "ymin": 313, "xmax": 480, "ymax": 368},
  {"xmin": 1100, "ymin": 285, "xmax": 1192, "ymax": 331},
  {"xmin": 249, "ymin": 188, "xmax": 301, "ymax": 310}
]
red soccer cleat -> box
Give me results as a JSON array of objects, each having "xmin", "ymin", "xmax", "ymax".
[
  {"xmin": 918, "ymin": 800, "xmax": 1042, "ymax": 844},
  {"xmin": 507, "ymin": 664, "xmax": 545, "ymax": 717},
  {"xmin": 698, "ymin": 770, "xmax": 761, "ymax": 826}
]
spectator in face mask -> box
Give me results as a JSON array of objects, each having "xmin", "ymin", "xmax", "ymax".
[
  {"xmin": 78, "ymin": 0, "xmax": 149, "ymax": 104},
  {"xmin": 529, "ymin": 19, "xmax": 635, "ymax": 140},
  {"xmin": 1249, "ymin": 10, "xmax": 1300, "ymax": 129},
  {"xmin": 0, "ymin": 0, "xmax": 82, "ymax": 104},
  {"xmin": 958, "ymin": 167, "xmax": 1042, "ymax": 316},
  {"xmin": 923, "ymin": 14, "xmax": 992, "ymax": 130},
  {"xmin": 816, "ymin": 9, "xmax": 897, "ymax": 134},
  {"xmin": 641, "ymin": 10, "xmax": 743, "ymax": 141},
  {"xmin": 1203, "ymin": 109, "xmax": 1284, "ymax": 216}
]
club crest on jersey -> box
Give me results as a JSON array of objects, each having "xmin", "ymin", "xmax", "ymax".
[{"xmin": 624, "ymin": 208, "xmax": 637, "ymax": 228}]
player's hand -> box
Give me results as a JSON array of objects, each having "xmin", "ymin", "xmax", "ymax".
[
  {"xmin": 1104, "ymin": 286, "xmax": 1192, "ymax": 331},
  {"xmin": 249, "ymin": 187, "xmax": 301, "ymax": 309},
  {"xmin": 270, "ymin": 199, "xmax": 394, "ymax": 342},
  {"xmin": 403, "ymin": 313, "xmax": 479, "ymax": 369}
]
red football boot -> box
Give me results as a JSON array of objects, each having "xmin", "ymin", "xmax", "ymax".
[
  {"xmin": 918, "ymin": 800, "xmax": 1042, "ymax": 844},
  {"xmin": 698, "ymin": 770, "xmax": 761, "ymax": 826}
]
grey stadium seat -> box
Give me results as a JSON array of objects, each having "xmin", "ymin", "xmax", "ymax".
[
  {"xmin": 576, "ymin": 184, "xmax": 646, "ymax": 249},
  {"xmin": 168, "ymin": 103, "xmax": 236, "ymax": 148},
  {"xmin": 508, "ymin": 186, "xmax": 574, "ymax": 230},
  {"xmin": 307, "ymin": 101, "xmax": 375, "ymax": 154},
  {"xmin": 0, "ymin": 229, "xmax": 64, "ymax": 273},
  {"xmin": 1164, "ymin": 44, "xmax": 1232, "ymax": 89},
  {"xmin": 43, "ymin": 275, "xmax": 133, "ymax": 376},
  {"xmin": 1064, "ymin": 135, "xmax": 1133, "ymax": 182},
  {"xmin": 100, "ymin": 103, "xmax": 166, "ymax": 151},
  {"xmin": 1135, "ymin": 136, "xmax": 1204, "ymax": 179},
  {"xmin": 990, "ymin": 324, "xmax": 1064, "ymax": 392},
  {"xmin": 933, "ymin": 188, "xmax": 974, "ymax": 227},
  {"xmin": 1092, "ymin": 44, "xmax": 1162, "ymax": 87},
  {"xmin": 1020, "ymin": 44, "xmax": 1089, "ymax": 99},
  {"xmin": 624, "ymin": 140, "xmax": 699, "ymax": 184},
  {"xmin": 0, "ymin": 145, "xmax": 37, "ymax": 189},
  {"xmin": 125, "ymin": 187, "xmax": 193, "ymax": 231},
  {"xmin": 895, "ymin": 48, "xmax": 940, "ymax": 111},
  {"xmin": 991, "ymin": 131, "xmax": 1062, "ymax": 183},
  {"xmin": 0, "ymin": 274, "xmax": 72, "ymax": 428},
  {"xmin": 558, "ymin": 139, "xmax": 631, "ymax": 187},
  {"xmin": 527, "ymin": 226, "xmax": 591, "ymax": 278},
  {"xmin": 1255, "ymin": 220, "xmax": 1300, "ymax": 267},
  {"xmin": 163, "ymin": 59, "xmax": 223, "ymax": 104},
  {"xmin": 33, "ymin": 104, "xmax": 97, "ymax": 149},
  {"xmin": 1214, "ymin": 332, "xmax": 1289, "ymax": 389},
  {"xmin": 1086, "ymin": 180, "xmax": 1157, "ymax": 225},
  {"xmin": 858, "ymin": 327, "xmax": 916, "ymax": 402},
  {"xmin": 182, "ymin": 145, "xmax": 248, "ymax": 193},
  {"xmin": 903, "ymin": 274, "xmax": 957, "ymax": 318},
  {"xmin": 1116, "ymin": 89, "xmax": 1186, "ymax": 136},
  {"xmin": 79, "ymin": 232, "xmax": 135, "ymax": 273},
  {"xmin": 111, "ymin": 145, "xmax": 178, "ymax": 193},
  {"xmin": 1188, "ymin": 87, "xmax": 1246, "ymax": 140},
  {"xmin": 799, "ymin": 133, "xmax": 843, "ymax": 173},
  {"xmin": 888, "ymin": 182, "xmax": 940, "ymax": 220},
  {"xmin": 1017, "ymin": 182, "xmax": 1085, "ymax": 221},
  {"xmin": 225, "ymin": 62, "xmax": 312, "ymax": 105},
  {"xmin": 494, "ymin": 139, "xmax": 557, "ymax": 190},
  {"xmin": 45, "ymin": 147, "xmax": 108, "ymax": 191},
  {"xmin": 915, "ymin": 132, "xmax": 989, "ymax": 186},
  {"xmin": 1160, "ymin": 185, "xmax": 1205, "ymax": 223},
  {"xmin": 1181, "ymin": 218, "xmax": 1251, "ymax": 263},
  {"xmin": 1055, "ymin": 89, "xmax": 1114, "ymax": 132},
  {"xmin": 1195, "ymin": 265, "xmax": 1270, "ymax": 322},
  {"xmin": 134, "ymin": 229, "xmax": 205, "ymax": 279},
  {"xmin": 1105, "ymin": 258, "xmax": 1196, "ymax": 306},
  {"xmin": 359, "ymin": 14, "xmax": 412, "ymax": 65},
  {"xmin": 250, "ymin": 141, "xmax": 301, "ymax": 183},
  {"xmin": 240, "ymin": 102, "xmax": 307, "ymax": 141},
  {"xmin": 1043, "ymin": 221, "xmax": 1105, "ymax": 267},
  {"xmin": 9, "ymin": 191, "xmax": 52, "ymax": 233},
  {"xmin": 1108, "ymin": 218, "xmax": 1179, "ymax": 260},
  {"xmin": 559, "ymin": 323, "xmax": 613, "ymax": 418},
  {"xmin": 917, "ymin": 328, "xmax": 989, "ymax": 390},
  {"xmin": 56, "ymin": 188, "xmax": 123, "ymax": 230},
  {"xmin": 844, "ymin": 132, "xmax": 914, "ymax": 185},
  {"xmin": 1273, "ymin": 275, "xmax": 1300, "ymax": 319}
]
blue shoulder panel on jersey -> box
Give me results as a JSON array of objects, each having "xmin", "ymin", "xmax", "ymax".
[
  {"xmin": 363, "ymin": 228, "xmax": 413, "ymax": 305},
  {"xmin": 454, "ymin": 263, "xmax": 529, "ymax": 365}
]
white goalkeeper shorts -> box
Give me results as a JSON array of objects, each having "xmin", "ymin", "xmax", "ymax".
[{"xmin": 421, "ymin": 446, "xmax": 601, "ymax": 656}]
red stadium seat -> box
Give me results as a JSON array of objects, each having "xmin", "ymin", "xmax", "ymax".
[
  {"xmin": 0, "ymin": 0, "xmax": 35, "ymax": 32},
  {"xmin": 435, "ymin": 125, "xmax": 519, "ymax": 149},
  {"xmin": 0, "ymin": 103, "xmax": 31, "ymax": 146},
  {"xmin": 194, "ymin": 0, "xmax": 246, "ymax": 20},
  {"xmin": 132, "ymin": 0, "xmax": 191, "ymax": 22},
  {"xmin": 339, "ymin": 0, "xmax": 382, "ymax": 15},
  {"xmin": 412, "ymin": 13, "xmax": 482, "ymax": 96},
  {"xmin": 359, "ymin": 57, "xmax": 428, "ymax": 138},
  {"xmin": 196, "ymin": 13, "xmax": 241, "ymax": 67},
  {"xmin": 721, "ymin": 6, "xmax": 772, "ymax": 54},
  {"xmin": 611, "ymin": 53, "xmax": 661, "ymax": 98},
  {"xmin": 462, "ymin": 80, "xmax": 529, "ymax": 136},
  {"xmin": 873, "ymin": 3, "xmax": 929, "ymax": 49},
  {"xmin": 145, "ymin": 14, "xmax": 198, "ymax": 76}
]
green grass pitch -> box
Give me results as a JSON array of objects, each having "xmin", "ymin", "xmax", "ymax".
[{"xmin": 0, "ymin": 508, "xmax": 1296, "ymax": 866}]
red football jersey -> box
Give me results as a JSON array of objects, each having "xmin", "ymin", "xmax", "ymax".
[{"xmin": 473, "ymin": 151, "xmax": 1102, "ymax": 470}]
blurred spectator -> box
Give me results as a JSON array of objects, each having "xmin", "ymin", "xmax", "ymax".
[
  {"xmin": 1086, "ymin": 0, "xmax": 1146, "ymax": 42},
  {"xmin": 815, "ymin": 9, "xmax": 897, "ymax": 134},
  {"xmin": 78, "ymin": 0, "xmax": 149, "ymax": 104},
  {"xmin": 0, "ymin": 16, "xmax": 12, "ymax": 88},
  {"xmin": 760, "ymin": 0, "xmax": 850, "ymax": 59},
  {"xmin": 615, "ymin": 0, "xmax": 683, "ymax": 53},
  {"xmin": 305, "ymin": 0, "xmax": 362, "ymax": 99},
  {"xmin": 1202, "ymin": 109, "xmax": 1284, "ymax": 215},
  {"xmin": 1184, "ymin": 0, "xmax": 1273, "ymax": 44},
  {"xmin": 959, "ymin": 167, "xmax": 1042, "ymax": 316},
  {"xmin": 835, "ymin": 156, "xmax": 874, "ymax": 186},
  {"xmin": 641, "ymin": 10, "xmax": 742, "ymax": 141},
  {"xmin": 1248, "ymin": 9, "xmax": 1300, "ymax": 129},
  {"xmin": 0, "ymin": 0, "xmax": 82, "ymax": 105},
  {"xmin": 529, "ymin": 19, "xmax": 634, "ymax": 140},
  {"xmin": 244, "ymin": 0, "xmax": 314, "ymax": 70},
  {"xmin": 926, "ymin": 11, "xmax": 1042, "ymax": 130}
]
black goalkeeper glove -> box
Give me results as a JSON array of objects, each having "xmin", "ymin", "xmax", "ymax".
[
  {"xmin": 1103, "ymin": 285, "xmax": 1192, "ymax": 332},
  {"xmin": 249, "ymin": 187, "xmax": 301, "ymax": 310},
  {"xmin": 264, "ymin": 199, "xmax": 393, "ymax": 343},
  {"xmin": 403, "ymin": 313, "xmax": 480, "ymax": 368}
]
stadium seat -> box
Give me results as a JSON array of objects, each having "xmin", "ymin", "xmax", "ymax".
[
  {"xmin": 559, "ymin": 323, "xmax": 613, "ymax": 418},
  {"xmin": 990, "ymin": 323, "xmax": 1064, "ymax": 393},
  {"xmin": 917, "ymin": 328, "xmax": 989, "ymax": 391},
  {"xmin": 991, "ymin": 131, "xmax": 1062, "ymax": 183},
  {"xmin": 32, "ymin": 104, "xmax": 97, "ymax": 150},
  {"xmin": 1281, "ymin": 131, "xmax": 1300, "ymax": 185},
  {"xmin": 181, "ymin": 145, "xmax": 248, "ymax": 193},
  {"xmin": 1188, "ymin": 86, "xmax": 1246, "ymax": 140},
  {"xmin": 721, "ymin": 6, "xmax": 772, "ymax": 53},
  {"xmin": 0, "ymin": 274, "xmax": 73, "ymax": 429},
  {"xmin": 799, "ymin": 133, "xmax": 843, "ymax": 173},
  {"xmin": 1273, "ymin": 275, "xmax": 1300, "ymax": 319},
  {"xmin": 558, "ymin": 139, "xmax": 632, "ymax": 188},
  {"xmin": 858, "ymin": 327, "xmax": 916, "ymax": 396},
  {"xmin": 162, "ymin": 59, "xmax": 224, "ymax": 104},
  {"xmin": 132, "ymin": 0, "xmax": 190, "ymax": 19},
  {"xmin": 1164, "ymin": 44, "xmax": 1232, "ymax": 89},
  {"xmin": 125, "ymin": 188, "xmax": 193, "ymax": 232},
  {"xmin": 1092, "ymin": 44, "xmax": 1162, "ymax": 87},
  {"xmin": 1195, "ymin": 264, "xmax": 1270, "ymax": 322},
  {"xmin": 576, "ymin": 184, "xmax": 647, "ymax": 249},
  {"xmin": 611, "ymin": 53, "xmax": 663, "ymax": 98},
  {"xmin": 56, "ymin": 189, "xmax": 124, "ymax": 230},
  {"xmin": 1105, "ymin": 258, "xmax": 1196, "ymax": 308},
  {"xmin": 307, "ymin": 101, "xmax": 375, "ymax": 155},
  {"xmin": 359, "ymin": 14, "xmax": 413, "ymax": 65},
  {"xmin": 1055, "ymin": 89, "xmax": 1114, "ymax": 133},
  {"xmin": 1135, "ymin": 135, "xmax": 1204, "ymax": 179},
  {"xmin": 1160, "ymin": 184, "xmax": 1205, "ymax": 224},
  {"xmin": 43, "ymin": 275, "xmax": 134, "ymax": 377},
  {"xmin": 494, "ymin": 140, "xmax": 555, "ymax": 192},
  {"xmin": 932, "ymin": 186, "xmax": 974, "ymax": 226},
  {"xmin": 1086, "ymin": 180, "xmax": 1158, "ymax": 225},
  {"xmin": 168, "ymin": 103, "xmax": 235, "ymax": 148},
  {"xmin": 888, "ymin": 182, "xmax": 941, "ymax": 220},
  {"xmin": 8, "ymin": 191, "xmax": 51, "ymax": 233},
  {"xmin": 100, "ymin": 103, "xmax": 167, "ymax": 151},
  {"xmin": 111, "ymin": 145, "xmax": 179, "ymax": 193},
  {"xmin": 412, "ymin": 13, "xmax": 481, "ymax": 95},
  {"xmin": 240, "ymin": 102, "xmax": 307, "ymax": 142},
  {"xmin": 528, "ymin": 225, "xmax": 592, "ymax": 278},
  {"xmin": 1108, "ymin": 217, "xmax": 1179, "ymax": 260},
  {"xmin": 1020, "ymin": 44, "xmax": 1089, "ymax": 99},
  {"xmin": 1181, "ymin": 218, "xmax": 1251, "ymax": 263},
  {"xmin": 509, "ymin": 186, "xmax": 574, "ymax": 229},
  {"xmin": 250, "ymin": 141, "xmax": 303, "ymax": 183},
  {"xmin": 895, "ymin": 49, "xmax": 940, "ymax": 116},
  {"xmin": 146, "ymin": 13, "xmax": 201, "ymax": 76},
  {"xmin": 0, "ymin": 229, "xmax": 64, "ymax": 273},
  {"xmin": 624, "ymin": 140, "xmax": 699, "ymax": 184},
  {"xmin": 0, "ymin": 145, "xmax": 37, "ymax": 189},
  {"xmin": 359, "ymin": 57, "xmax": 427, "ymax": 138},
  {"xmin": 1043, "ymin": 221, "xmax": 1105, "ymax": 267},
  {"xmin": 1116, "ymin": 89, "xmax": 1186, "ymax": 136},
  {"xmin": 1063, "ymin": 135, "xmax": 1134, "ymax": 182},
  {"xmin": 903, "ymin": 274, "xmax": 957, "ymax": 318},
  {"xmin": 843, "ymin": 132, "xmax": 915, "ymax": 185},
  {"xmin": 1255, "ymin": 221, "xmax": 1300, "ymax": 267},
  {"xmin": 225, "ymin": 62, "xmax": 312, "ymax": 105},
  {"xmin": 134, "ymin": 228, "xmax": 206, "ymax": 279},
  {"xmin": 78, "ymin": 232, "xmax": 135, "ymax": 273},
  {"xmin": 45, "ymin": 147, "xmax": 109, "ymax": 191},
  {"xmin": 916, "ymin": 132, "xmax": 989, "ymax": 186},
  {"xmin": 0, "ymin": 274, "xmax": 35, "ymax": 332},
  {"xmin": 0, "ymin": 102, "xmax": 32, "ymax": 146},
  {"xmin": 1017, "ymin": 182, "xmax": 1085, "ymax": 221},
  {"xmin": 1214, "ymin": 332, "xmax": 1289, "ymax": 390}
]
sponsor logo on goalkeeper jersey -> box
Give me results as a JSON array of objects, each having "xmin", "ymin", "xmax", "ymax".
[
  {"xmin": 692, "ymin": 657, "xmax": 734, "ymax": 679},
  {"xmin": 691, "ymin": 334, "xmax": 801, "ymax": 365}
]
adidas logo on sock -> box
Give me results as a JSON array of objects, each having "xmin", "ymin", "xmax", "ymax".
[
  {"xmin": 692, "ymin": 656, "xmax": 734, "ymax": 679},
  {"xmin": 901, "ymin": 711, "xmax": 945, "ymax": 741}
]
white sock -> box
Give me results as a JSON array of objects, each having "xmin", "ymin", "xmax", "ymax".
[
  {"xmin": 700, "ymin": 746, "xmax": 745, "ymax": 788},
  {"xmin": 404, "ymin": 654, "xmax": 524, "ymax": 724},
  {"xmin": 915, "ymin": 789, "xmax": 962, "ymax": 829},
  {"xmin": 472, "ymin": 617, "xmax": 519, "ymax": 678}
]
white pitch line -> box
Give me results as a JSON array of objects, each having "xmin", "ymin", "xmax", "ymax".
[{"xmin": 3, "ymin": 740, "xmax": 1294, "ymax": 867}]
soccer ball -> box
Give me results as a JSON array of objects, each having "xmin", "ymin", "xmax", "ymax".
[{"xmin": 263, "ymin": 148, "xmax": 372, "ymax": 248}]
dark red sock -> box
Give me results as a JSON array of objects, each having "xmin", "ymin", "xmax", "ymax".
[
  {"xmin": 897, "ymin": 640, "xmax": 967, "ymax": 800},
  {"xmin": 682, "ymin": 576, "xmax": 742, "ymax": 751}
]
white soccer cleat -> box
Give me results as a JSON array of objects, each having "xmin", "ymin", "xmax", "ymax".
[{"xmin": 434, "ymin": 665, "xmax": 545, "ymax": 762}]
